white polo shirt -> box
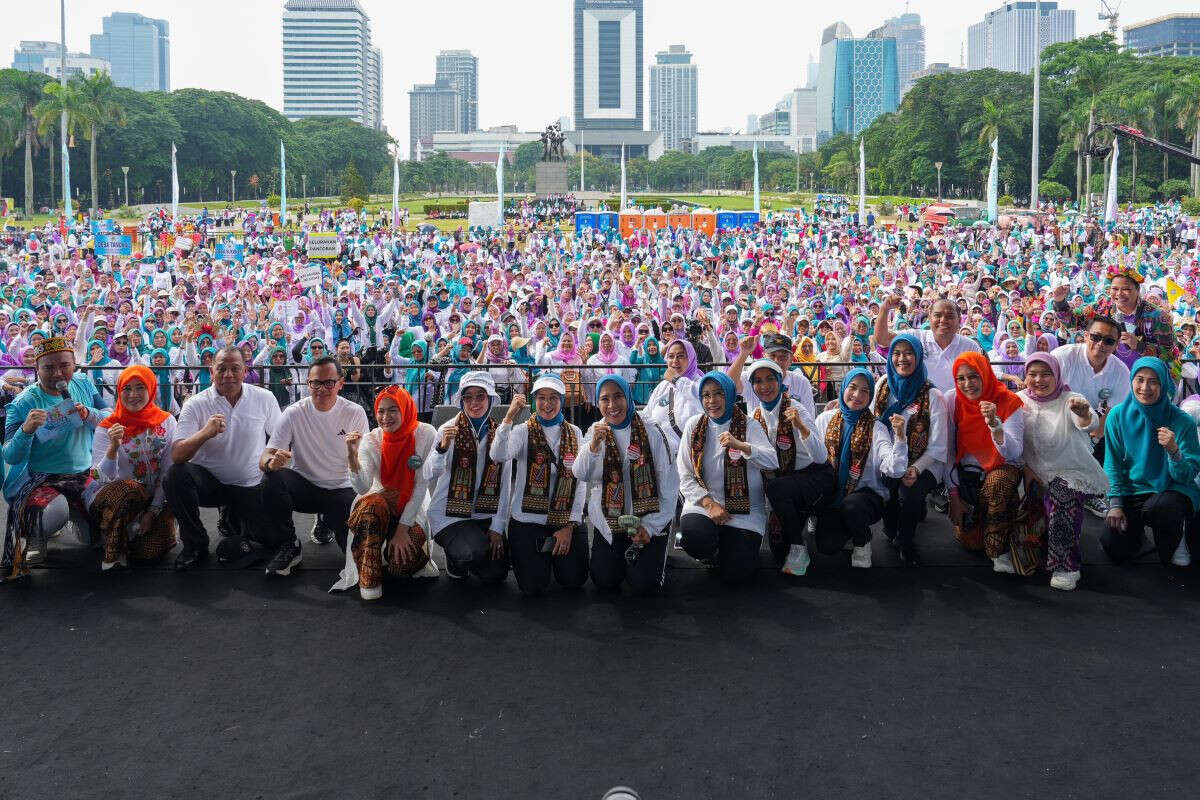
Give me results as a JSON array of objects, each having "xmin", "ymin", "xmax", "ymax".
[
  {"xmin": 1050, "ymin": 344, "xmax": 1130, "ymax": 413},
  {"xmin": 913, "ymin": 331, "xmax": 981, "ymax": 393},
  {"xmin": 267, "ymin": 395, "xmax": 368, "ymax": 489},
  {"xmin": 174, "ymin": 384, "xmax": 282, "ymax": 487}
]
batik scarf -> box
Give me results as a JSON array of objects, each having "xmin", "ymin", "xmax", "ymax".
[{"xmin": 522, "ymin": 416, "xmax": 579, "ymax": 526}]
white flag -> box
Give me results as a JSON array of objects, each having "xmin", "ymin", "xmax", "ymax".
[
  {"xmin": 987, "ymin": 136, "xmax": 999, "ymax": 223},
  {"xmin": 392, "ymin": 153, "xmax": 400, "ymax": 228},
  {"xmin": 62, "ymin": 133, "xmax": 72, "ymax": 220},
  {"xmin": 753, "ymin": 140, "xmax": 760, "ymax": 214},
  {"xmin": 280, "ymin": 139, "xmax": 287, "ymax": 222},
  {"xmin": 1104, "ymin": 136, "xmax": 1120, "ymax": 225},
  {"xmin": 171, "ymin": 141, "xmax": 178, "ymax": 221},
  {"xmin": 858, "ymin": 138, "xmax": 866, "ymax": 224},
  {"xmin": 620, "ymin": 143, "xmax": 627, "ymax": 210},
  {"xmin": 496, "ymin": 141, "xmax": 505, "ymax": 228}
]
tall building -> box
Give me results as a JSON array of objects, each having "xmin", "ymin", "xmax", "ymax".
[
  {"xmin": 1124, "ymin": 14, "xmax": 1200, "ymax": 58},
  {"xmin": 409, "ymin": 80, "xmax": 462, "ymax": 159},
  {"xmin": 573, "ymin": 0, "xmax": 643, "ymax": 132},
  {"xmin": 815, "ymin": 22, "xmax": 899, "ymax": 141},
  {"xmin": 88, "ymin": 12, "xmax": 169, "ymax": 91},
  {"xmin": 910, "ymin": 62, "xmax": 966, "ymax": 82},
  {"xmin": 868, "ymin": 13, "xmax": 925, "ymax": 95},
  {"xmin": 649, "ymin": 44, "xmax": 698, "ymax": 152},
  {"xmin": 435, "ymin": 50, "xmax": 479, "ymax": 132},
  {"xmin": 746, "ymin": 114, "xmax": 760, "ymax": 134},
  {"xmin": 13, "ymin": 41, "xmax": 109, "ymax": 80},
  {"xmin": 282, "ymin": 0, "xmax": 382, "ymax": 129},
  {"xmin": 967, "ymin": 2, "xmax": 1075, "ymax": 74}
]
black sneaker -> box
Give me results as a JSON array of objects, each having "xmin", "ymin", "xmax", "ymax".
[
  {"xmin": 174, "ymin": 546, "xmax": 210, "ymax": 572},
  {"xmin": 217, "ymin": 509, "xmax": 237, "ymax": 539},
  {"xmin": 216, "ymin": 535, "xmax": 268, "ymax": 569},
  {"xmin": 265, "ymin": 539, "xmax": 303, "ymax": 577},
  {"xmin": 444, "ymin": 557, "xmax": 468, "ymax": 580},
  {"xmin": 898, "ymin": 542, "xmax": 922, "ymax": 568},
  {"xmin": 308, "ymin": 517, "xmax": 334, "ymax": 545}
]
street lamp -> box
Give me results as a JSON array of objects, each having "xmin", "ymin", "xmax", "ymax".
[
  {"xmin": 121, "ymin": 166, "xmax": 129, "ymax": 209},
  {"xmin": 935, "ymin": 161, "xmax": 943, "ymax": 202},
  {"xmin": 230, "ymin": 170, "xmax": 237, "ymax": 204},
  {"xmin": 302, "ymin": 173, "xmax": 306, "ymax": 202}
]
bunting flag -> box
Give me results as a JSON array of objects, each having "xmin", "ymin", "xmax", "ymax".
[
  {"xmin": 857, "ymin": 138, "xmax": 866, "ymax": 224},
  {"xmin": 280, "ymin": 139, "xmax": 287, "ymax": 222},
  {"xmin": 170, "ymin": 141, "xmax": 178, "ymax": 221},
  {"xmin": 1104, "ymin": 136, "xmax": 1120, "ymax": 225},
  {"xmin": 620, "ymin": 143, "xmax": 627, "ymax": 210},
  {"xmin": 392, "ymin": 153, "xmax": 400, "ymax": 227},
  {"xmin": 752, "ymin": 139, "xmax": 760, "ymax": 213},
  {"xmin": 1167, "ymin": 277, "xmax": 1191, "ymax": 306},
  {"xmin": 496, "ymin": 140, "xmax": 505, "ymax": 228},
  {"xmin": 986, "ymin": 136, "xmax": 998, "ymax": 223}
]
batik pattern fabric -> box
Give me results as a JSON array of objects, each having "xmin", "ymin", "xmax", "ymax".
[
  {"xmin": 600, "ymin": 415, "xmax": 660, "ymax": 534},
  {"xmin": 873, "ymin": 380, "xmax": 931, "ymax": 463},
  {"xmin": 823, "ymin": 410, "xmax": 875, "ymax": 500},
  {"xmin": 90, "ymin": 479, "xmax": 176, "ymax": 564},
  {"xmin": 445, "ymin": 414, "xmax": 501, "ymax": 518},
  {"xmin": 1043, "ymin": 476, "xmax": 1084, "ymax": 573},
  {"xmin": 2, "ymin": 471, "xmax": 92, "ymax": 581},
  {"xmin": 348, "ymin": 493, "xmax": 430, "ymax": 592},
  {"xmin": 689, "ymin": 407, "xmax": 751, "ymax": 514},
  {"xmin": 979, "ymin": 464, "xmax": 1022, "ymax": 560},
  {"xmin": 522, "ymin": 417, "xmax": 579, "ymax": 527}
]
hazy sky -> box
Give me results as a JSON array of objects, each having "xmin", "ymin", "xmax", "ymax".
[{"xmin": 7, "ymin": 0, "xmax": 1185, "ymax": 156}]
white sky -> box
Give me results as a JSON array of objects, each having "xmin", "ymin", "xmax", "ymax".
[{"xmin": 7, "ymin": 0, "xmax": 1184, "ymax": 157}]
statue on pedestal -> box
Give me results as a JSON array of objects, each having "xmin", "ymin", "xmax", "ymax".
[{"xmin": 540, "ymin": 123, "xmax": 566, "ymax": 162}]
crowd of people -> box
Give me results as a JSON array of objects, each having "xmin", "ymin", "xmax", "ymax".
[{"xmin": 3, "ymin": 193, "xmax": 1200, "ymax": 598}]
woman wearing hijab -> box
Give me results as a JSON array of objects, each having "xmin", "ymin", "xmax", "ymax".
[
  {"xmin": 945, "ymin": 351, "xmax": 1026, "ymax": 573},
  {"xmin": 811, "ymin": 368, "xmax": 909, "ymax": 568},
  {"xmin": 400, "ymin": 340, "xmax": 439, "ymax": 420},
  {"xmin": 676, "ymin": 371, "xmax": 778, "ymax": 583},
  {"xmin": 873, "ymin": 334, "xmax": 947, "ymax": 567},
  {"xmin": 630, "ymin": 336, "xmax": 665, "ymax": 407},
  {"xmin": 86, "ymin": 365, "xmax": 177, "ymax": 571},
  {"xmin": 1102, "ymin": 357, "xmax": 1200, "ymax": 571},
  {"xmin": 585, "ymin": 330, "xmax": 635, "ymax": 404},
  {"xmin": 480, "ymin": 333, "xmax": 526, "ymax": 402},
  {"xmin": 540, "ymin": 327, "xmax": 589, "ymax": 428},
  {"xmin": 1018, "ymin": 352, "xmax": 1109, "ymax": 590},
  {"xmin": 792, "ymin": 336, "xmax": 819, "ymax": 386},
  {"xmin": 423, "ymin": 371, "xmax": 511, "ymax": 583},
  {"xmin": 573, "ymin": 375, "xmax": 678, "ymax": 594},
  {"xmin": 489, "ymin": 374, "xmax": 588, "ymax": 596},
  {"xmin": 334, "ymin": 386, "xmax": 438, "ymax": 600},
  {"xmin": 744, "ymin": 359, "xmax": 831, "ymax": 576},
  {"xmin": 644, "ymin": 338, "xmax": 705, "ymax": 457}
]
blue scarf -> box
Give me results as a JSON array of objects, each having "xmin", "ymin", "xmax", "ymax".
[
  {"xmin": 595, "ymin": 374, "xmax": 634, "ymax": 430},
  {"xmin": 150, "ymin": 348, "xmax": 172, "ymax": 410},
  {"xmin": 834, "ymin": 368, "xmax": 876, "ymax": 508},
  {"xmin": 882, "ymin": 333, "xmax": 927, "ymax": 423},
  {"xmin": 537, "ymin": 410, "xmax": 564, "ymax": 427},
  {"xmin": 698, "ymin": 370, "xmax": 736, "ymax": 424}
]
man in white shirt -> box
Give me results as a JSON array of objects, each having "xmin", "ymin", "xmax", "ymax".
[
  {"xmin": 260, "ymin": 357, "xmax": 368, "ymax": 574},
  {"xmin": 875, "ymin": 295, "xmax": 981, "ymax": 393},
  {"xmin": 165, "ymin": 347, "xmax": 282, "ymax": 572}
]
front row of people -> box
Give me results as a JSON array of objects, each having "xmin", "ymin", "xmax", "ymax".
[{"xmin": 5, "ymin": 339, "xmax": 1199, "ymax": 598}]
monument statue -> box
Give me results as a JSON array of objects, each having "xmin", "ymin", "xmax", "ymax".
[{"xmin": 541, "ymin": 123, "xmax": 566, "ymax": 162}]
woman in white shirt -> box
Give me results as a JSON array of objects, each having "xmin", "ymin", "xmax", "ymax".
[
  {"xmin": 423, "ymin": 371, "xmax": 512, "ymax": 584},
  {"xmin": 572, "ymin": 375, "xmax": 679, "ymax": 594},
  {"xmin": 1018, "ymin": 352, "xmax": 1108, "ymax": 591},
  {"xmin": 334, "ymin": 385, "xmax": 438, "ymax": 601},
  {"xmin": 812, "ymin": 368, "xmax": 909, "ymax": 569},
  {"xmin": 86, "ymin": 365, "xmax": 177, "ymax": 571},
  {"xmin": 489, "ymin": 374, "xmax": 588, "ymax": 596},
  {"xmin": 642, "ymin": 338, "xmax": 704, "ymax": 457},
  {"xmin": 677, "ymin": 370, "xmax": 778, "ymax": 583}
]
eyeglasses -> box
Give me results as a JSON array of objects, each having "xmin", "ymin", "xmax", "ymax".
[
  {"xmin": 308, "ymin": 379, "xmax": 339, "ymax": 390},
  {"xmin": 1088, "ymin": 333, "xmax": 1117, "ymax": 347}
]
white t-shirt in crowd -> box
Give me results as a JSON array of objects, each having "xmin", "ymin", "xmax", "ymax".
[
  {"xmin": 173, "ymin": 384, "xmax": 282, "ymax": 487},
  {"xmin": 1050, "ymin": 343, "xmax": 1130, "ymax": 414},
  {"xmin": 268, "ymin": 395, "xmax": 369, "ymax": 489}
]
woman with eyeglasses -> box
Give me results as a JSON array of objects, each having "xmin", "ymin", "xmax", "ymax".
[
  {"xmin": 573, "ymin": 375, "xmax": 679, "ymax": 594},
  {"xmin": 539, "ymin": 324, "xmax": 590, "ymax": 428}
]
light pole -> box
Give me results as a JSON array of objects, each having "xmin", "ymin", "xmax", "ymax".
[
  {"xmin": 935, "ymin": 161, "xmax": 943, "ymax": 202},
  {"xmin": 1030, "ymin": 0, "xmax": 1042, "ymax": 210},
  {"xmin": 808, "ymin": 172, "xmax": 814, "ymax": 194},
  {"xmin": 230, "ymin": 170, "xmax": 236, "ymax": 204},
  {"xmin": 121, "ymin": 166, "xmax": 129, "ymax": 208},
  {"xmin": 795, "ymin": 138, "xmax": 800, "ymax": 195},
  {"xmin": 302, "ymin": 173, "xmax": 306, "ymax": 202}
]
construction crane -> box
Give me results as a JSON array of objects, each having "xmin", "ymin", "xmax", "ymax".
[
  {"xmin": 1085, "ymin": 123, "xmax": 1200, "ymax": 166},
  {"xmin": 1098, "ymin": 0, "xmax": 1120, "ymax": 39}
]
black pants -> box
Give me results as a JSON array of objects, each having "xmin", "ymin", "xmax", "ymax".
[
  {"xmin": 163, "ymin": 463, "xmax": 266, "ymax": 552},
  {"xmin": 1101, "ymin": 491, "xmax": 1199, "ymax": 567},
  {"xmin": 433, "ymin": 518, "xmax": 509, "ymax": 584},
  {"xmin": 678, "ymin": 513, "xmax": 762, "ymax": 583},
  {"xmin": 590, "ymin": 530, "xmax": 668, "ymax": 594},
  {"xmin": 261, "ymin": 468, "xmax": 356, "ymax": 550},
  {"xmin": 882, "ymin": 469, "xmax": 939, "ymax": 547},
  {"xmin": 506, "ymin": 519, "xmax": 589, "ymax": 595},
  {"xmin": 815, "ymin": 489, "xmax": 885, "ymax": 554},
  {"xmin": 764, "ymin": 463, "xmax": 837, "ymax": 558}
]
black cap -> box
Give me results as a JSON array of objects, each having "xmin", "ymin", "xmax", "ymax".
[
  {"xmin": 216, "ymin": 535, "xmax": 268, "ymax": 569},
  {"xmin": 761, "ymin": 333, "xmax": 793, "ymax": 353}
]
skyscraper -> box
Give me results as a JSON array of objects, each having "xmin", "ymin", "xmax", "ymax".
[
  {"xmin": 282, "ymin": 0, "xmax": 382, "ymax": 129},
  {"xmin": 649, "ymin": 44, "xmax": 698, "ymax": 152},
  {"xmin": 89, "ymin": 12, "xmax": 169, "ymax": 91},
  {"xmin": 13, "ymin": 41, "xmax": 109, "ymax": 80},
  {"xmin": 816, "ymin": 22, "xmax": 899, "ymax": 141},
  {"xmin": 1124, "ymin": 14, "xmax": 1200, "ymax": 58},
  {"xmin": 573, "ymin": 0, "xmax": 643, "ymax": 132},
  {"xmin": 868, "ymin": 13, "xmax": 925, "ymax": 95},
  {"xmin": 435, "ymin": 50, "xmax": 479, "ymax": 133},
  {"xmin": 968, "ymin": 2, "xmax": 1075, "ymax": 74},
  {"xmin": 409, "ymin": 80, "xmax": 462, "ymax": 159}
]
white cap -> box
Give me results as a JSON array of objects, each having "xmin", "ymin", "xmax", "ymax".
[
  {"xmin": 747, "ymin": 359, "xmax": 783, "ymax": 381},
  {"xmin": 457, "ymin": 370, "xmax": 498, "ymax": 401},
  {"xmin": 531, "ymin": 373, "xmax": 566, "ymax": 397}
]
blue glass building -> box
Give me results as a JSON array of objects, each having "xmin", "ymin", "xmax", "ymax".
[
  {"xmin": 1124, "ymin": 14, "xmax": 1200, "ymax": 58},
  {"xmin": 89, "ymin": 12, "xmax": 170, "ymax": 92},
  {"xmin": 816, "ymin": 23, "xmax": 899, "ymax": 142}
]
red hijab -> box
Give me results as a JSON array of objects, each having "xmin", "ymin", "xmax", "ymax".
[
  {"xmin": 98, "ymin": 365, "xmax": 170, "ymax": 441},
  {"xmin": 952, "ymin": 351, "xmax": 1023, "ymax": 471},
  {"xmin": 374, "ymin": 385, "xmax": 418, "ymax": 510}
]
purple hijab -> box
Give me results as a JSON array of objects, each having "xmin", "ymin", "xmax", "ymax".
[
  {"xmin": 666, "ymin": 338, "xmax": 703, "ymax": 380},
  {"xmin": 1024, "ymin": 352, "xmax": 1069, "ymax": 403}
]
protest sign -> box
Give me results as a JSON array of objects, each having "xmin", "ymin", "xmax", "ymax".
[
  {"xmin": 306, "ymin": 232, "xmax": 340, "ymax": 258},
  {"xmin": 95, "ymin": 234, "xmax": 133, "ymax": 257}
]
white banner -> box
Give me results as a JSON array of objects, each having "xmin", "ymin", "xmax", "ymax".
[
  {"xmin": 305, "ymin": 232, "xmax": 340, "ymax": 259},
  {"xmin": 297, "ymin": 265, "xmax": 323, "ymax": 289}
]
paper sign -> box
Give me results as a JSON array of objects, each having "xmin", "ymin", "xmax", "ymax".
[
  {"xmin": 95, "ymin": 234, "xmax": 133, "ymax": 256},
  {"xmin": 306, "ymin": 232, "xmax": 340, "ymax": 259},
  {"xmin": 297, "ymin": 265, "xmax": 323, "ymax": 289},
  {"xmin": 35, "ymin": 398, "xmax": 83, "ymax": 442},
  {"xmin": 215, "ymin": 243, "xmax": 245, "ymax": 262},
  {"xmin": 345, "ymin": 279, "xmax": 365, "ymax": 297},
  {"xmin": 153, "ymin": 272, "xmax": 173, "ymax": 290}
]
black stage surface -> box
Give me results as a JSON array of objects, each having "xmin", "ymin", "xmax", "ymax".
[{"xmin": 3, "ymin": 510, "xmax": 1199, "ymax": 800}]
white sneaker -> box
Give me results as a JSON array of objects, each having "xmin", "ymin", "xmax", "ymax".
[
  {"xmin": 782, "ymin": 544, "xmax": 810, "ymax": 576},
  {"xmin": 992, "ymin": 552, "xmax": 1015, "ymax": 574},
  {"xmin": 1050, "ymin": 570, "xmax": 1080, "ymax": 591},
  {"xmin": 101, "ymin": 556, "xmax": 128, "ymax": 571},
  {"xmin": 850, "ymin": 544, "xmax": 872, "ymax": 568},
  {"xmin": 1172, "ymin": 537, "xmax": 1192, "ymax": 567},
  {"xmin": 805, "ymin": 517, "xmax": 816, "ymax": 535},
  {"xmin": 359, "ymin": 584, "xmax": 383, "ymax": 601},
  {"xmin": 415, "ymin": 559, "xmax": 441, "ymax": 578}
]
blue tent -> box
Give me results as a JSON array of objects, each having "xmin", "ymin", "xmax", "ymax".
[
  {"xmin": 716, "ymin": 211, "xmax": 739, "ymax": 230},
  {"xmin": 738, "ymin": 211, "xmax": 761, "ymax": 228},
  {"xmin": 574, "ymin": 212, "xmax": 597, "ymax": 235}
]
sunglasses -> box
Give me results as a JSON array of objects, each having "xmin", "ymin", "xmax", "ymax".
[{"xmin": 1088, "ymin": 333, "xmax": 1117, "ymax": 347}]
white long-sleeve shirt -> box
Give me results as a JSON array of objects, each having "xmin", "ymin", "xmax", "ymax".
[
  {"xmin": 741, "ymin": 368, "xmax": 817, "ymax": 418},
  {"xmin": 676, "ymin": 412, "xmax": 779, "ymax": 535},
  {"xmin": 812, "ymin": 410, "xmax": 909, "ymax": 499},
  {"xmin": 85, "ymin": 415, "xmax": 177, "ymax": 510},
  {"xmin": 644, "ymin": 376, "xmax": 702, "ymax": 456},
  {"xmin": 748, "ymin": 397, "xmax": 825, "ymax": 471},
  {"xmin": 422, "ymin": 419, "xmax": 513, "ymax": 537},
  {"xmin": 348, "ymin": 423, "xmax": 436, "ymax": 528},
  {"xmin": 488, "ymin": 420, "xmax": 587, "ymax": 527},
  {"xmin": 571, "ymin": 413, "xmax": 679, "ymax": 542},
  {"xmin": 941, "ymin": 393, "xmax": 1025, "ymax": 489},
  {"xmin": 872, "ymin": 377, "xmax": 949, "ymax": 478}
]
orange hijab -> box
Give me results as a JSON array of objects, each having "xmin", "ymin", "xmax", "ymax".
[
  {"xmin": 98, "ymin": 364, "xmax": 170, "ymax": 441},
  {"xmin": 952, "ymin": 351, "xmax": 1023, "ymax": 471},
  {"xmin": 374, "ymin": 385, "xmax": 418, "ymax": 510}
]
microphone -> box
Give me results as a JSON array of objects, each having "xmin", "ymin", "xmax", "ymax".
[{"xmin": 54, "ymin": 380, "xmax": 70, "ymax": 399}]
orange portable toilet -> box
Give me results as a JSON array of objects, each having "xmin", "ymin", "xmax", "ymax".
[
  {"xmin": 618, "ymin": 209, "xmax": 643, "ymax": 238},
  {"xmin": 691, "ymin": 208, "xmax": 716, "ymax": 236},
  {"xmin": 668, "ymin": 211, "xmax": 692, "ymax": 229},
  {"xmin": 643, "ymin": 208, "xmax": 668, "ymax": 231}
]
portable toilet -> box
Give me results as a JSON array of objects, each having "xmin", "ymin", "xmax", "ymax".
[
  {"xmin": 668, "ymin": 211, "xmax": 692, "ymax": 230},
  {"xmin": 716, "ymin": 211, "xmax": 739, "ymax": 230},
  {"xmin": 738, "ymin": 211, "xmax": 761, "ymax": 228},
  {"xmin": 596, "ymin": 211, "xmax": 618, "ymax": 232},
  {"xmin": 574, "ymin": 212, "xmax": 597, "ymax": 235},
  {"xmin": 691, "ymin": 208, "xmax": 716, "ymax": 236},
  {"xmin": 643, "ymin": 208, "xmax": 668, "ymax": 231},
  {"xmin": 618, "ymin": 209, "xmax": 643, "ymax": 238}
]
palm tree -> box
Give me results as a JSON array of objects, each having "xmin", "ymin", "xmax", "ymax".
[
  {"xmin": 1073, "ymin": 52, "xmax": 1117, "ymax": 200},
  {"xmin": 35, "ymin": 81, "xmax": 88, "ymax": 212},
  {"xmin": 0, "ymin": 98, "xmax": 20, "ymax": 205},
  {"xmin": 1117, "ymin": 92, "xmax": 1153, "ymax": 203},
  {"xmin": 0, "ymin": 70, "xmax": 50, "ymax": 216},
  {"xmin": 75, "ymin": 72, "xmax": 125, "ymax": 214},
  {"xmin": 1166, "ymin": 73, "xmax": 1200, "ymax": 197},
  {"xmin": 1057, "ymin": 105, "xmax": 1090, "ymax": 201}
]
